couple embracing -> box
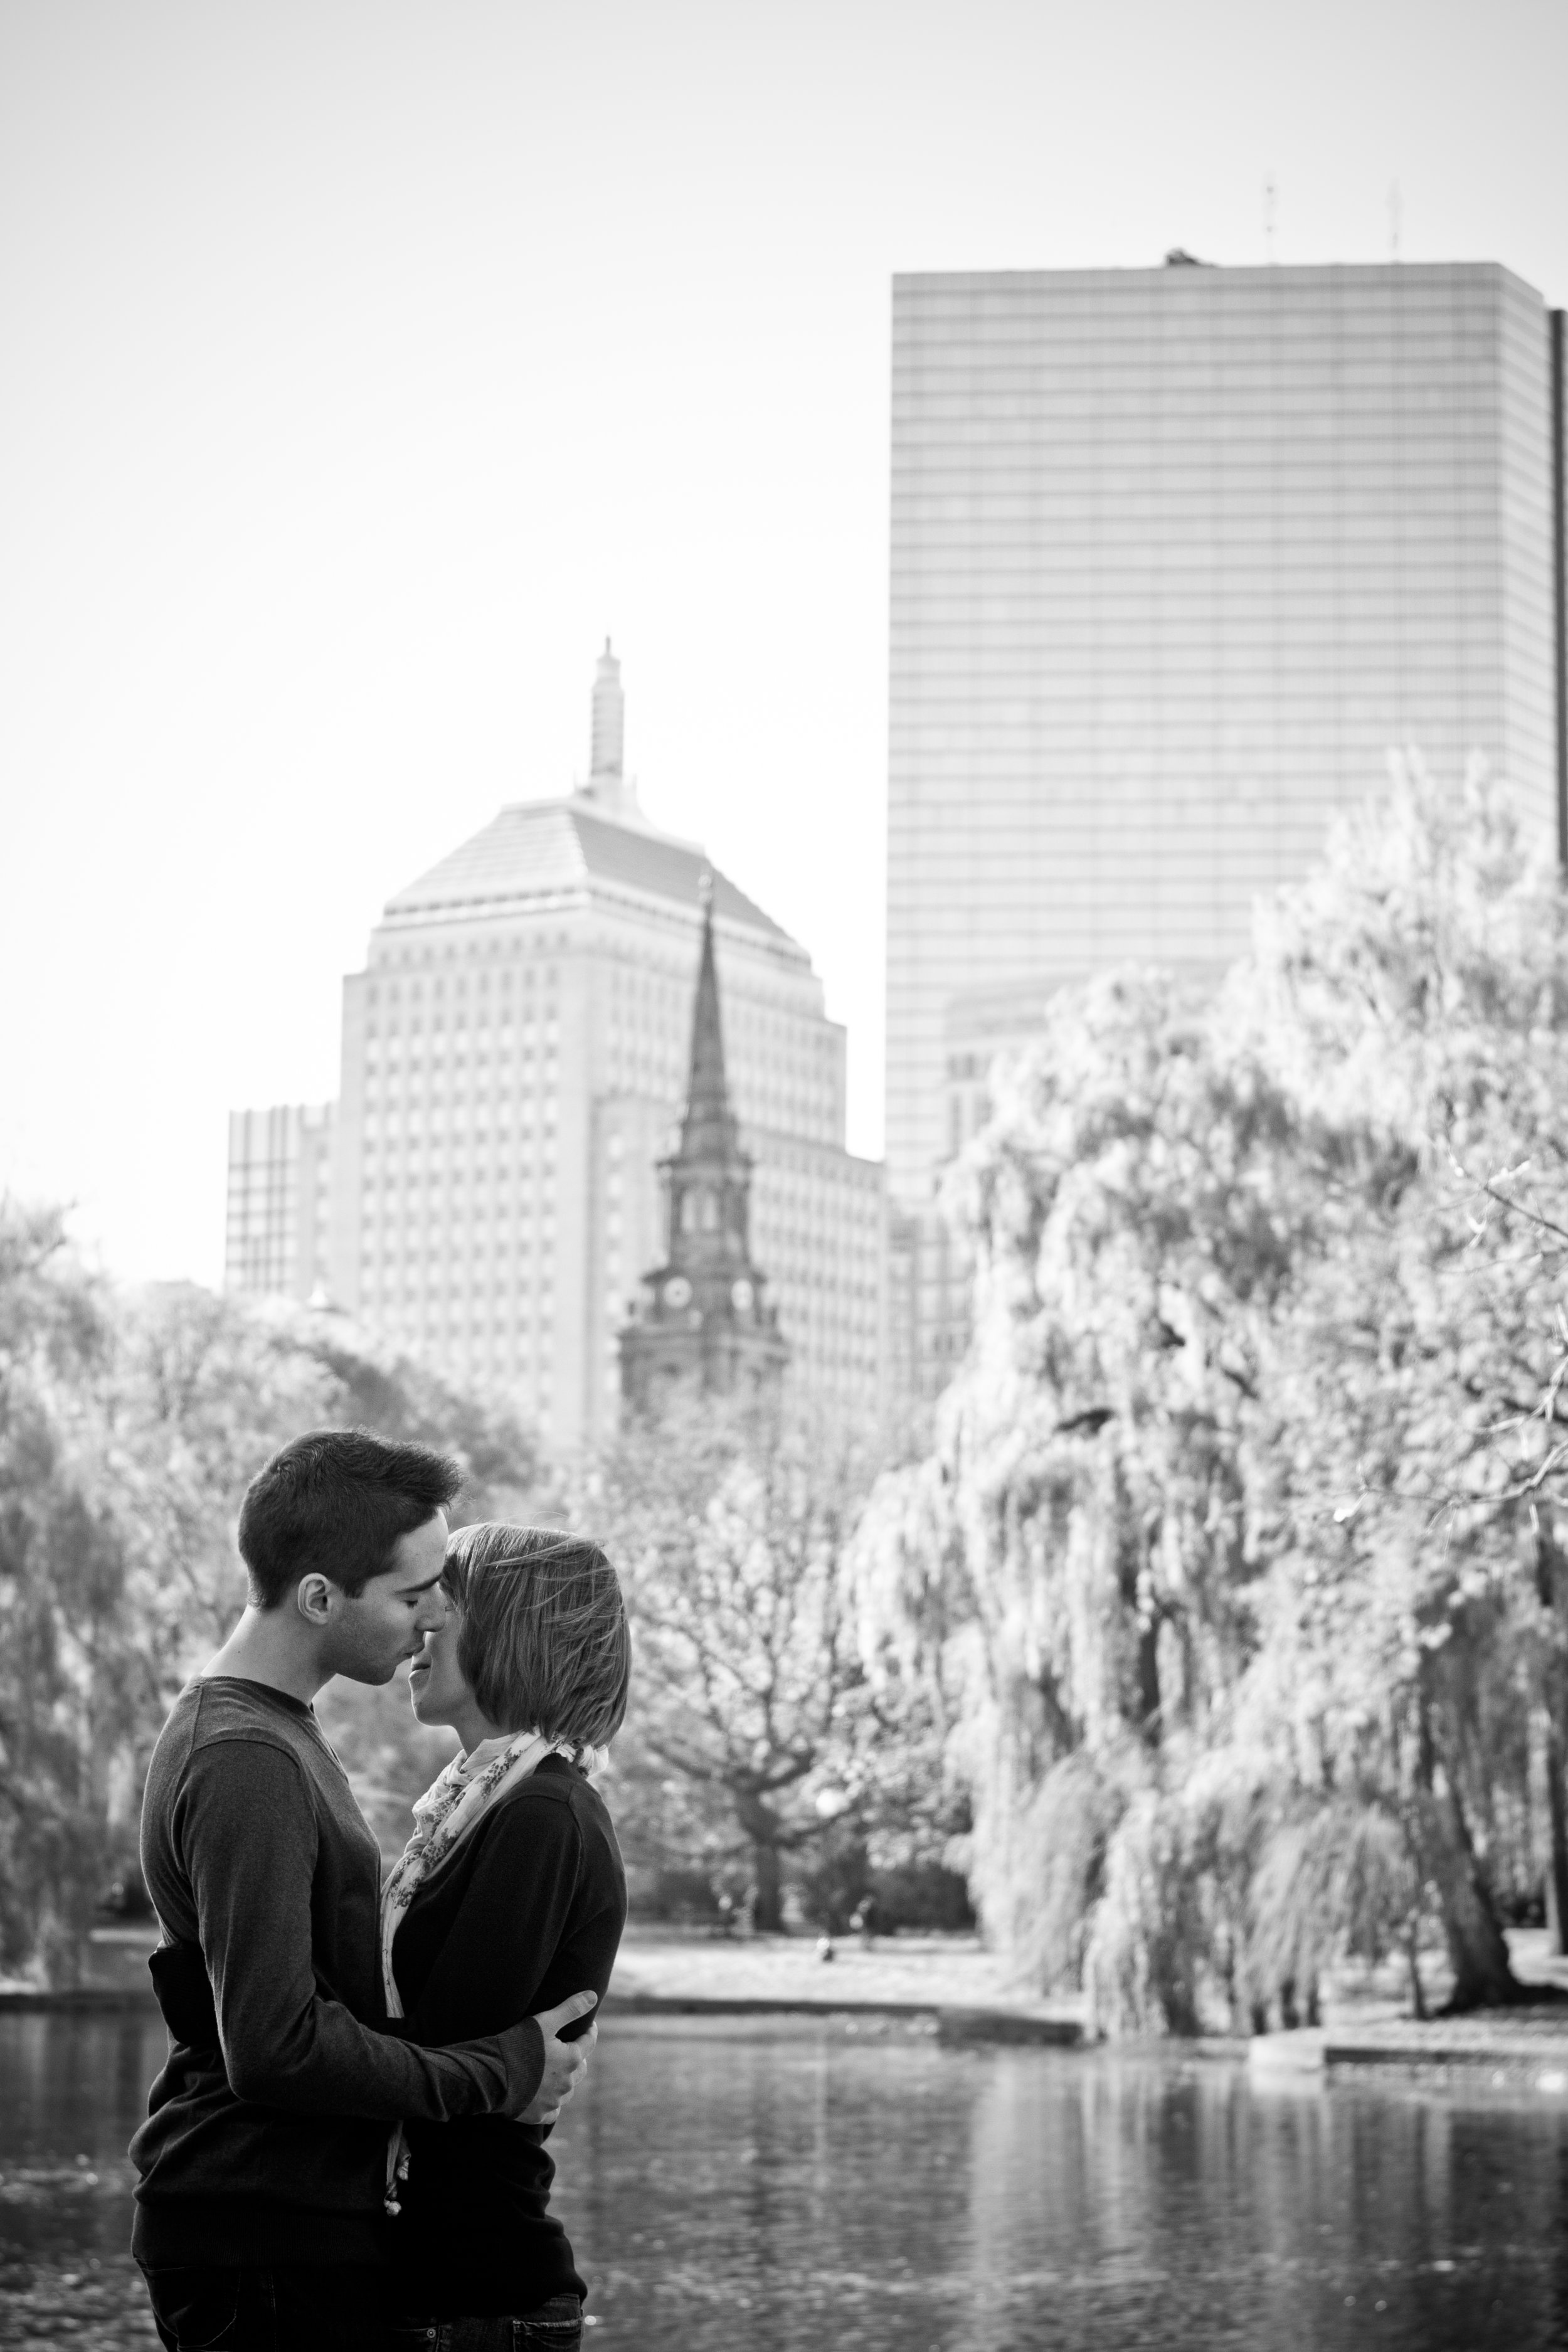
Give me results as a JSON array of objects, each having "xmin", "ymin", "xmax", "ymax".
[{"xmin": 129, "ymin": 1426, "xmax": 630, "ymax": 2352}]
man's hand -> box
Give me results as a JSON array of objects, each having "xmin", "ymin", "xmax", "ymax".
[{"xmin": 520, "ymin": 1989, "xmax": 598, "ymax": 2126}]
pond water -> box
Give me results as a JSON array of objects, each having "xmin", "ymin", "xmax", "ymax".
[{"xmin": 3, "ymin": 2010, "xmax": 1567, "ymax": 2349}]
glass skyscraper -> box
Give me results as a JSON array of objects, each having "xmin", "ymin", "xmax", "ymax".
[{"xmin": 887, "ymin": 258, "xmax": 1565, "ymax": 1396}]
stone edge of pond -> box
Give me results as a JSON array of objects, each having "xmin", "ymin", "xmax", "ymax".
[
  {"xmin": 1249, "ymin": 2023, "xmax": 1568, "ymax": 2088},
  {"xmin": 601, "ymin": 1991, "xmax": 1083, "ymax": 2045},
  {"xmin": 0, "ymin": 1986, "xmax": 1088, "ymax": 2047}
]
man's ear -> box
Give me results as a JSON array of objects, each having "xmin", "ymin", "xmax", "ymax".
[{"xmin": 295, "ymin": 1573, "xmax": 337, "ymax": 1627}]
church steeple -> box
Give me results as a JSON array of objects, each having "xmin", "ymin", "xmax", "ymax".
[
  {"xmin": 619, "ymin": 880, "xmax": 788, "ymax": 1415},
  {"xmin": 681, "ymin": 874, "xmax": 739, "ymax": 1165}
]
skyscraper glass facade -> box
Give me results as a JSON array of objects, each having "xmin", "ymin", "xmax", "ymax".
[
  {"xmin": 886, "ymin": 259, "xmax": 1564, "ymax": 1397},
  {"xmin": 887, "ymin": 260, "xmax": 1562, "ymax": 1222}
]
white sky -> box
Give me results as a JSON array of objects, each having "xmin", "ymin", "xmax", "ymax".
[{"xmin": 3, "ymin": 0, "xmax": 1565, "ymax": 1285}]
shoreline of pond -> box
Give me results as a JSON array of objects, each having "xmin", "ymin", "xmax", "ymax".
[{"xmin": 8, "ymin": 1968, "xmax": 1568, "ymax": 2085}]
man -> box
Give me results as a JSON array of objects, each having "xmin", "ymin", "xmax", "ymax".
[{"xmin": 132, "ymin": 1428, "xmax": 598, "ymax": 2352}]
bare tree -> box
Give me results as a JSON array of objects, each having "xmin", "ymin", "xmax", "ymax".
[{"xmin": 593, "ymin": 1402, "xmax": 879, "ymax": 1931}]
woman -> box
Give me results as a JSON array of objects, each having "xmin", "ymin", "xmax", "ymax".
[{"xmin": 381, "ymin": 1523, "xmax": 630, "ymax": 2352}]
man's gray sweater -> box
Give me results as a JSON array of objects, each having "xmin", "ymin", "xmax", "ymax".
[{"xmin": 131, "ymin": 1675, "xmax": 544, "ymax": 2267}]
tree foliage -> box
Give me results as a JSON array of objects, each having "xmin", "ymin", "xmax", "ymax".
[
  {"xmin": 853, "ymin": 760, "xmax": 1568, "ymax": 2030},
  {"xmin": 0, "ymin": 1249, "xmax": 540, "ymax": 1981},
  {"xmin": 11, "ymin": 763, "xmax": 1562, "ymax": 2019},
  {"xmin": 589, "ymin": 1400, "xmax": 948, "ymax": 1929}
]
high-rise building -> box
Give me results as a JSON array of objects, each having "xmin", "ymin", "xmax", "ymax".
[
  {"xmin": 224, "ymin": 1103, "xmax": 335, "ymax": 1303},
  {"xmin": 887, "ymin": 258, "xmax": 1567, "ymax": 1396},
  {"xmin": 620, "ymin": 886, "xmax": 789, "ymax": 1411},
  {"xmin": 315, "ymin": 648, "xmax": 884, "ymax": 1448}
]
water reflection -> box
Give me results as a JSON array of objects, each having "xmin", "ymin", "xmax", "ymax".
[
  {"xmin": 558, "ymin": 2022, "xmax": 1568, "ymax": 2351},
  {"xmin": 3, "ymin": 2010, "xmax": 1567, "ymax": 2349}
]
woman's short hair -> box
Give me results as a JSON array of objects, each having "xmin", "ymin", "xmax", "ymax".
[{"xmin": 442, "ymin": 1523, "xmax": 630, "ymax": 1753}]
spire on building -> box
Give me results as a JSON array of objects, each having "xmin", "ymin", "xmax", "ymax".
[
  {"xmin": 619, "ymin": 885, "xmax": 788, "ymax": 1414},
  {"xmin": 590, "ymin": 638, "xmax": 623, "ymax": 780},
  {"xmin": 681, "ymin": 871, "xmax": 739, "ymax": 1164},
  {"xmin": 580, "ymin": 640, "xmax": 641, "ymax": 823}
]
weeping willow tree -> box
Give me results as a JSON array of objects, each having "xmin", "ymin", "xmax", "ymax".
[
  {"xmin": 1238, "ymin": 757, "xmax": 1568, "ymax": 2011},
  {"xmin": 852, "ymin": 761, "xmax": 1568, "ymax": 2031},
  {"xmin": 854, "ymin": 969, "xmax": 1346, "ymax": 2032}
]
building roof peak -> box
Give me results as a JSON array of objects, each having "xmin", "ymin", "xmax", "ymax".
[{"xmin": 379, "ymin": 795, "xmax": 801, "ymax": 949}]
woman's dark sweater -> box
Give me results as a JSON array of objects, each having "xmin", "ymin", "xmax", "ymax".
[{"xmin": 388, "ymin": 1754, "xmax": 625, "ymax": 2318}]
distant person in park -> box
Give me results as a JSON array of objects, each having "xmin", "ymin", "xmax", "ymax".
[
  {"xmin": 130, "ymin": 1431, "xmax": 598, "ymax": 2352},
  {"xmin": 850, "ymin": 1893, "xmax": 884, "ymax": 1949},
  {"xmin": 381, "ymin": 1524, "xmax": 630, "ymax": 2352}
]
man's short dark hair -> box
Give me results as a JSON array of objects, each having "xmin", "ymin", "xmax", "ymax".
[{"xmin": 238, "ymin": 1429, "xmax": 464, "ymax": 1611}]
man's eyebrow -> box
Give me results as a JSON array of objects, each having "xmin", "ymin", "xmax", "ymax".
[{"xmin": 390, "ymin": 1569, "xmax": 447, "ymax": 1596}]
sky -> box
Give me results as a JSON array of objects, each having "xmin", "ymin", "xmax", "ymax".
[{"xmin": 3, "ymin": 0, "xmax": 1565, "ymax": 1285}]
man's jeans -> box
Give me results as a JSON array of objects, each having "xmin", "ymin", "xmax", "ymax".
[
  {"xmin": 139, "ymin": 2264, "xmax": 392, "ymax": 2351},
  {"xmin": 140, "ymin": 2269, "xmax": 582, "ymax": 2352},
  {"xmin": 390, "ymin": 2296, "xmax": 584, "ymax": 2352}
]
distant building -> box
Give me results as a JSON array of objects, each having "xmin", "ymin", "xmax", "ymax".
[
  {"xmin": 223, "ymin": 1103, "xmax": 334, "ymax": 1303},
  {"xmin": 309, "ymin": 647, "xmax": 884, "ymax": 1448},
  {"xmin": 887, "ymin": 258, "xmax": 1567, "ymax": 1397},
  {"xmin": 620, "ymin": 886, "xmax": 788, "ymax": 1411}
]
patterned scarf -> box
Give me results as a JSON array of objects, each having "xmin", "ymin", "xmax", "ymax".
[{"xmin": 379, "ymin": 1726, "xmax": 568, "ymax": 2214}]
